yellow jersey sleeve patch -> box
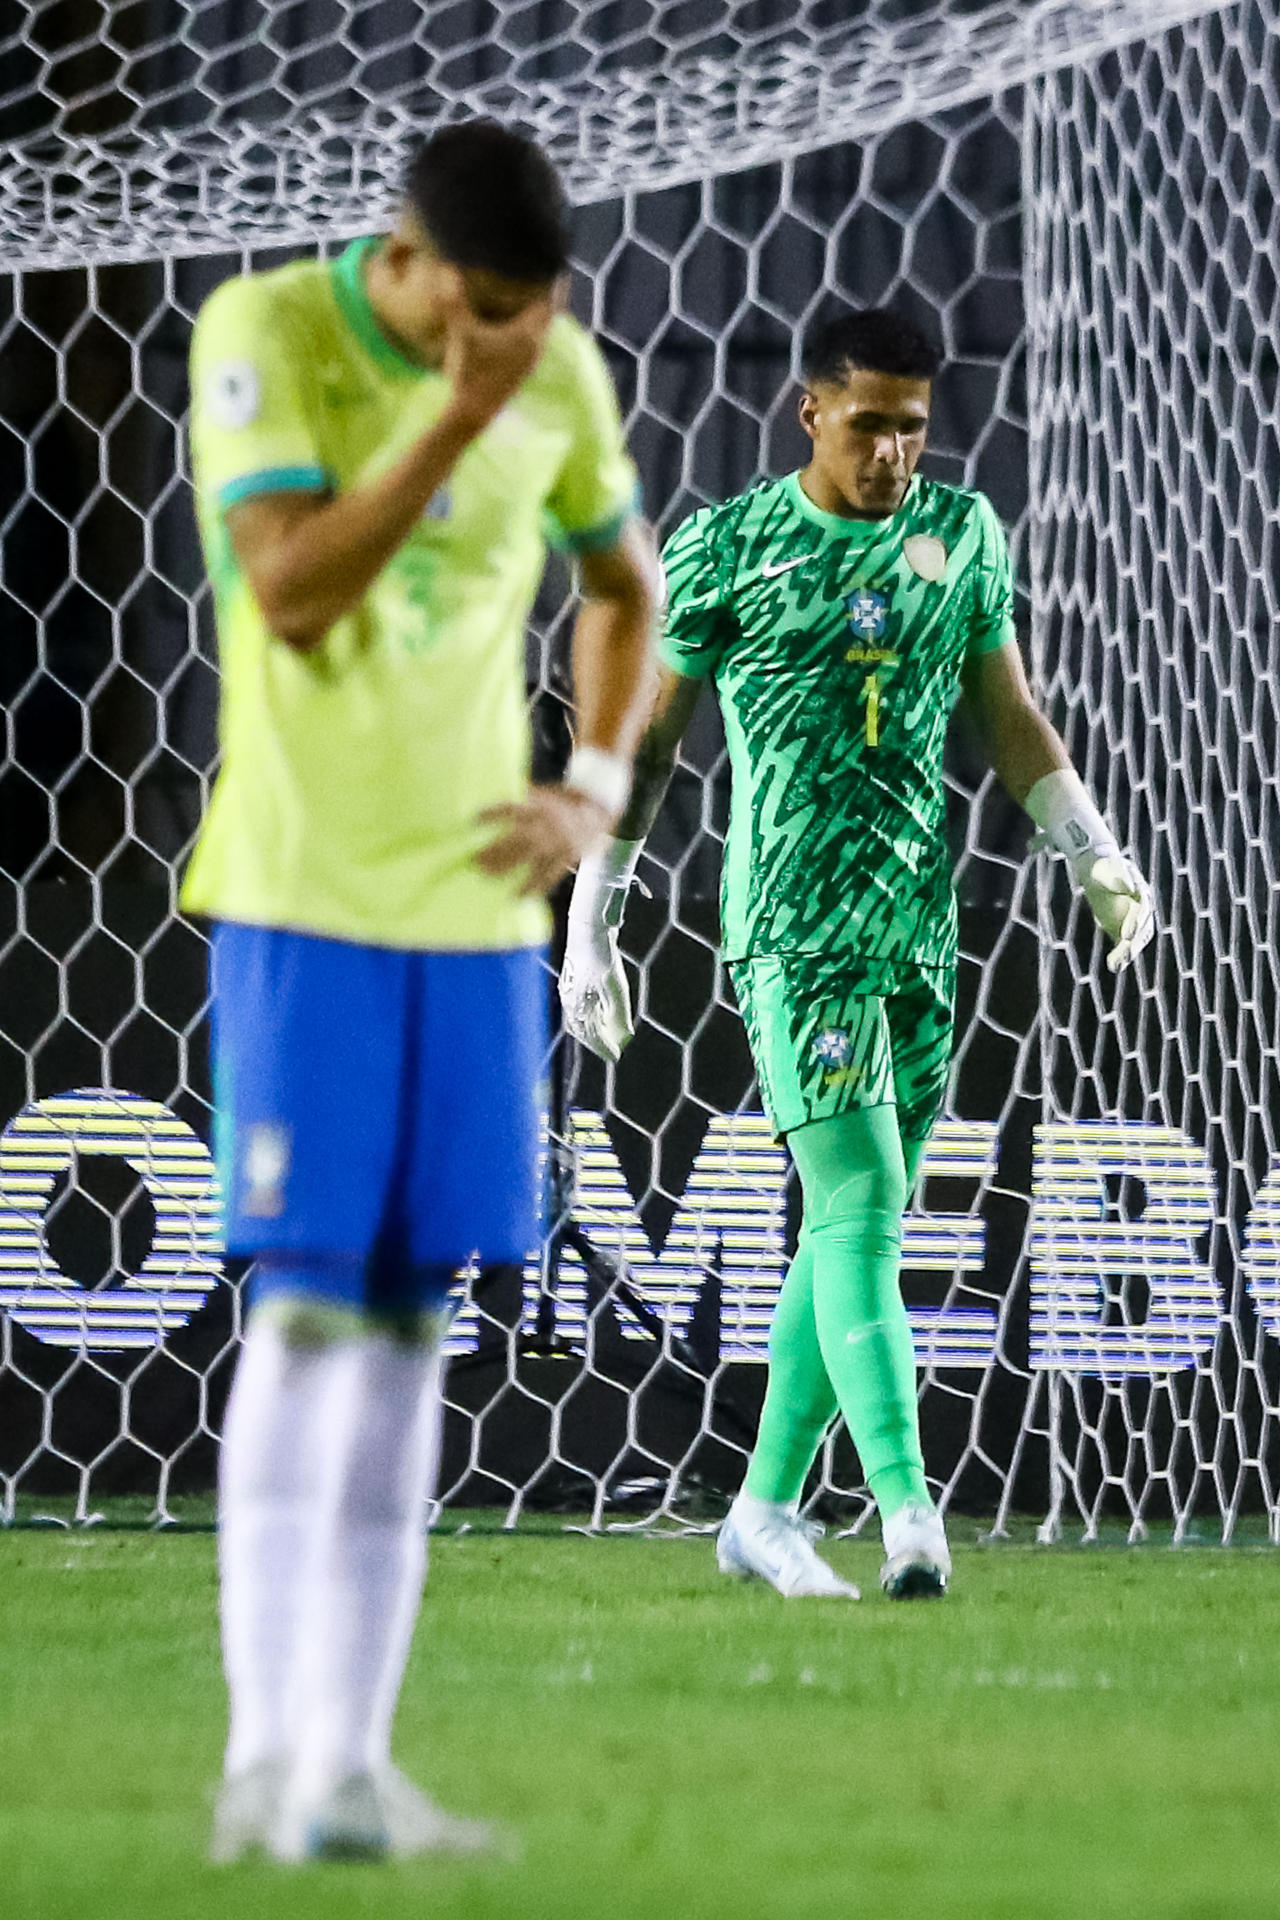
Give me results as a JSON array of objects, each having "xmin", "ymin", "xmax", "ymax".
[{"xmin": 190, "ymin": 274, "xmax": 330, "ymax": 511}]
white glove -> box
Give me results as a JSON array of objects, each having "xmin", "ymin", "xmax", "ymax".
[
  {"xmin": 1077, "ymin": 852, "xmax": 1156, "ymax": 973},
  {"xmin": 559, "ymin": 840, "xmax": 641, "ymax": 1062},
  {"xmin": 1026, "ymin": 769, "xmax": 1155, "ymax": 974}
]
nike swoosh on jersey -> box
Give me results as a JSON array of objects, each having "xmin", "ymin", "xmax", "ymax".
[{"xmin": 760, "ymin": 555, "xmax": 818, "ymax": 577}]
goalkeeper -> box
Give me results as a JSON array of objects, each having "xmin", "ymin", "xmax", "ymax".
[{"xmin": 560, "ymin": 308, "xmax": 1154, "ymax": 1601}]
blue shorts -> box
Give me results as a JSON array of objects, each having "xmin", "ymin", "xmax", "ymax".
[{"xmin": 210, "ymin": 923, "xmax": 547, "ymax": 1314}]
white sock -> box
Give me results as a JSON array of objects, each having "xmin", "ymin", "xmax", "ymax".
[
  {"xmin": 217, "ymin": 1319, "xmax": 358, "ymax": 1777},
  {"xmin": 293, "ymin": 1331, "xmax": 444, "ymax": 1790}
]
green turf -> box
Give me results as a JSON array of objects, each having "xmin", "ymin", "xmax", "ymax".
[{"xmin": 2, "ymin": 1520, "xmax": 1278, "ymax": 1920}]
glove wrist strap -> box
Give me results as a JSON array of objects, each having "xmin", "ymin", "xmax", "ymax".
[
  {"xmin": 577, "ymin": 838, "xmax": 642, "ymax": 891},
  {"xmin": 1025, "ymin": 768, "xmax": 1119, "ymax": 869},
  {"xmin": 570, "ymin": 840, "xmax": 643, "ymax": 934}
]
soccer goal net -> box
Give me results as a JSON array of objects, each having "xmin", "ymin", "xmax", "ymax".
[{"xmin": 3, "ymin": 0, "xmax": 1278, "ymax": 1542}]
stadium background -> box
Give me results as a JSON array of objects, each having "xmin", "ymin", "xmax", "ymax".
[{"xmin": 2, "ymin": 0, "xmax": 1277, "ymax": 1534}]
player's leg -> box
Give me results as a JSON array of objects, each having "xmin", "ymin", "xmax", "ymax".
[
  {"xmin": 781, "ymin": 966, "xmax": 953, "ymax": 1599},
  {"xmin": 736, "ymin": 955, "xmax": 839, "ymax": 1511},
  {"xmin": 209, "ymin": 922, "xmax": 408, "ymax": 1860},
  {"xmin": 872, "ymin": 963, "xmax": 958, "ymax": 1597},
  {"xmin": 376, "ymin": 947, "xmax": 544, "ymax": 1845},
  {"xmin": 716, "ymin": 960, "xmax": 860, "ymax": 1597},
  {"xmin": 274, "ymin": 1287, "xmax": 496, "ymax": 1863},
  {"xmin": 748, "ymin": 1126, "xmax": 931, "ymax": 1521},
  {"xmin": 276, "ymin": 1290, "xmax": 493, "ymax": 1861},
  {"xmin": 788, "ymin": 1101, "xmax": 928, "ymax": 1520},
  {"xmin": 721, "ymin": 956, "xmax": 946, "ymax": 1598},
  {"xmin": 718, "ymin": 1230, "xmax": 861, "ymax": 1595},
  {"xmin": 278, "ymin": 945, "xmax": 545, "ymax": 1857},
  {"xmin": 313, "ymin": 1315, "xmax": 446, "ymax": 1789},
  {"xmin": 213, "ymin": 1311, "xmax": 360, "ymax": 1860},
  {"xmin": 742, "ymin": 1235, "xmax": 838, "ymax": 1505}
]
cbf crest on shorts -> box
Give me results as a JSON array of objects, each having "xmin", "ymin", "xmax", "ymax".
[
  {"xmin": 243, "ymin": 1121, "xmax": 290, "ymax": 1218},
  {"xmin": 811, "ymin": 1026, "xmax": 854, "ymax": 1068}
]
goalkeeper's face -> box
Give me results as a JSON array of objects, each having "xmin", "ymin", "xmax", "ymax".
[
  {"xmin": 799, "ymin": 368, "xmax": 932, "ymax": 517},
  {"xmin": 374, "ymin": 217, "xmax": 560, "ymax": 362}
]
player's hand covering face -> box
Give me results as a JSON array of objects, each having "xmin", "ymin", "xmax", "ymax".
[
  {"xmin": 372, "ymin": 218, "xmax": 559, "ymax": 417},
  {"xmin": 435, "ymin": 267, "xmax": 557, "ymax": 433},
  {"xmin": 1078, "ymin": 853, "xmax": 1156, "ymax": 972},
  {"xmin": 476, "ymin": 787, "xmax": 615, "ymax": 900}
]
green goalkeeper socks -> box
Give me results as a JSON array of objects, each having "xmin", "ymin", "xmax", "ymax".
[
  {"xmin": 743, "ymin": 1234, "xmax": 839, "ymax": 1505},
  {"xmin": 743, "ymin": 1105, "xmax": 930, "ymax": 1519}
]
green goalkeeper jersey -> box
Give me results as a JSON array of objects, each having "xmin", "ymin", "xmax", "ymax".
[{"xmin": 657, "ymin": 470, "xmax": 1015, "ymax": 967}]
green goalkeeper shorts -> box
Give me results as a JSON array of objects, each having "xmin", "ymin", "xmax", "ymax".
[{"xmin": 728, "ymin": 951, "xmax": 956, "ymax": 1142}]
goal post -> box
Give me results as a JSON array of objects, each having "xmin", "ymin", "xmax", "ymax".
[{"xmin": 3, "ymin": 0, "xmax": 1278, "ymax": 1542}]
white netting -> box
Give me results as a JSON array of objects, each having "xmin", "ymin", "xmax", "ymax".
[
  {"xmin": 1023, "ymin": 10, "xmax": 1280, "ymax": 1539},
  {"xmin": 3, "ymin": 0, "xmax": 1279, "ymax": 1540},
  {"xmin": 2, "ymin": 0, "xmax": 1222, "ymax": 267}
]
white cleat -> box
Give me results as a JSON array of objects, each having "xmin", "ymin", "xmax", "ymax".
[
  {"xmin": 209, "ymin": 1758, "xmax": 287, "ymax": 1864},
  {"xmin": 880, "ymin": 1501, "xmax": 951, "ymax": 1600},
  {"xmin": 272, "ymin": 1769, "xmax": 391, "ymax": 1863},
  {"xmin": 271, "ymin": 1765, "xmax": 507, "ymax": 1865},
  {"xmin": 378, "ymin": 1765, "xmax": 511, "ymax": 1861},
  {"xmin": 717, "ymin": 1497, "xmax": 861, "ymax": 1599}
]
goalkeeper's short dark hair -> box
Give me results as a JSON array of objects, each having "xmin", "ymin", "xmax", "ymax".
[
  {"xmin": 405, "ymin": 120, "xmax": 570, "ymax": 281},
  {"xmin": 801, "ymin": 308, "xmax": 944, "ymax": 386}
]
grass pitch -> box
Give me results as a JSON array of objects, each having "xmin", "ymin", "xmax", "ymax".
[{"xmin": 2, "ymin": 1513, "xmax": 1279, "ymax": 1920}]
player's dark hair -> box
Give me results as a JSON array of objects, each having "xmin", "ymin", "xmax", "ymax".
[
  {"xmin": 405, "ymin": 120, "xmax": 570, "ymax": 281},
  {"xmin": 801, "ymin": 308, "xmax": 943, "ymax": 386}
]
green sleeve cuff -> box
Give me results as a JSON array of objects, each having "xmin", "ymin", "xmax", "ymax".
[
  {"xmin": 969, "ymin": 622, "xmax": 1018, "ymax": 659},
  {"xmin": 216, "ymin": 465, "xmax": 331, "ymax": 510},
  {"xmin": 548, "ymin": 482, "xmax": 642, "ymax": 556},
  {"xmin": 656, "ymin": 636, "xmax": 714, "ymax": 680}
]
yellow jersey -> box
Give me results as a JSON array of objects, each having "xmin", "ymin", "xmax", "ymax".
[{"xmin": 182, "ymin": 238, "xmax": 638, "ymax": 950}]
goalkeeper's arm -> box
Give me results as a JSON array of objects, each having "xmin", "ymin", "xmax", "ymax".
[
  {"xmin": 961, "ymin": 641, "xmax": 1155, "ymax": 973},
  {"xmin": 559, "ymin": 665, "xmax": 704, "ymax": 1060}
]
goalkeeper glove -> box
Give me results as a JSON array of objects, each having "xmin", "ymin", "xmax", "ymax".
[
  {"xmin": 1025, "ymin": 769, "xmax": 1155, "ymax": 974},
  {"xmin": 559, "ymin": 839, "xmax": 641, "ymax": 1061}
]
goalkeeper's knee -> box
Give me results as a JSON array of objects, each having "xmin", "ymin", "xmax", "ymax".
[{"xmin": 789, "ymin": 1106, "xmax": 909, "ymax": 1232}]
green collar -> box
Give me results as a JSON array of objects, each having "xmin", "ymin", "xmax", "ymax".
[
  {"xmin": 330, "ymin": 237, "xmax": 423, "ymax": 375},
  {"xmin": 784, "ymin": 468, "xmax": 921, "ymax": 537}
]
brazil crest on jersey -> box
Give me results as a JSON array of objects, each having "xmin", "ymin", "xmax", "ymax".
[
  {"xmin": 657, "ymin": 470, "xmax": 1016, "ymax": 967},
  {"xmin": 182, "ymin": 238, "xmax": 638, "ymax": 951}
]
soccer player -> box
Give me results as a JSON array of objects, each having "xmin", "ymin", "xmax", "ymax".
[
  {"xmin": 560, "ymin": 308, "xmax": 1154, "ymax": 1601},
  {"xmin": 184, "ymin": 121, "xmax": 656, "ymax": 1859}
]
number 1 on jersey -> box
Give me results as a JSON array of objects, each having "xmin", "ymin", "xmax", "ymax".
[{"xmin": 864, "ymin": 671, "xmax": 881, "ymax": 748}]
